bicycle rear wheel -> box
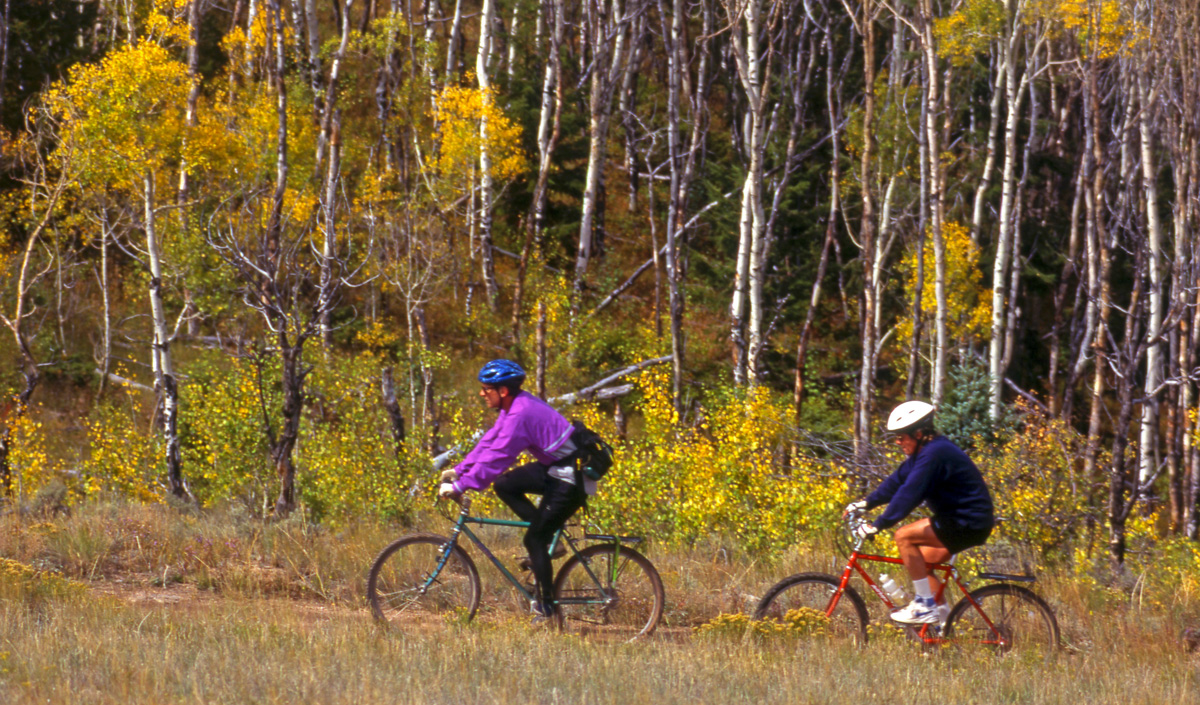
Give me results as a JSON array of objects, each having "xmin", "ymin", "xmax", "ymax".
[
  {"xmin": 553, "ymin": 544, "xmax": 664, "ymax": 639},
  {"xmin": 753, "ymin": 573, "xmax": 869, "ymax": 645},
  {"xmin": 367, "ymin": 533, "xmax": 481, "ymax": 627},
  {"xmin": 944, "ymin": 583, "xmax": 1059, "ymax": 658}
]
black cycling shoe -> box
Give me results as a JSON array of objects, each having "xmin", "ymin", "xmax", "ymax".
[
  {"xmin": 530, "ymin": 600, "xmax": 562, "ymax": 629},
  {"xmin": 516, "ymin": 545, "xmax": 567, "ymax": 570}
]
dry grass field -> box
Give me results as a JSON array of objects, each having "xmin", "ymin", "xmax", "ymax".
[{"xmin": 1, "ymin": 502, "xmax": 1198, "ymax": 704}]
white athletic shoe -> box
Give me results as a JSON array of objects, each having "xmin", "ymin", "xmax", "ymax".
[
  {"xmin": 891, "ymin": 597, "xmax": 940, "ymax": 624},
  {"xmin": 935, "ymin": 602, "xmax": 951, "ymax": 625}
]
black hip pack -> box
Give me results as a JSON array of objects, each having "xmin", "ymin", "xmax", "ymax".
[{"xmin": 568, "ymin": 420, "xmax": 614, "ymax": 481}]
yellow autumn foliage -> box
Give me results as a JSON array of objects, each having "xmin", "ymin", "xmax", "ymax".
[
  {"xmin": 82, "ymin": 392, "xmax": 164, "ymax": 503},
  {"xmin": 1030, "ymin": 0, "xmax": 1145, "ymax": 59},
  {"xmin": 934, "ymin": 0, "xmax": 1007, "ymax": 67},
  {"xmin": 935, "ymin": 0, "xmax": 1144, "ymax": 65},
  {"xmin": 429, "ymin": 84, "xmax": 526, "ymax": 191},
  {"xmin": 896, "ymin": 221, "xmax": 992, "ymax": 351},
  {"xmin": 3, "ymin": 404, "xmax": 61, "ymax": 501},
  {"xmin": 585, "ymin": 371, "xmax": 849, "ymax": 552}
]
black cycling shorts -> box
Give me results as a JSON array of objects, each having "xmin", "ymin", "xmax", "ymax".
[{"xmin": 931, "ymin": 517, "xmax": 993, "ymax": 555}]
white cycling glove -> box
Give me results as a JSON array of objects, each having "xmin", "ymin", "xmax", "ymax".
[
  {"xmin": 438, "ymin": 482, "xmax": 460, "ymax": 500},
  {"xmin": 854, "ymin": 520, "xmax": 883, "ymax": 541},
  {"xmin": 852, "ymin": 522, "xmax": 879, "ymax": 541},
  {"xmin": 844, "ymin": 500, "xmax": 868, "ymax": 517},
  {"xmin": 439, "ymin": 469, "xmax": 458, "ymax": 483}
]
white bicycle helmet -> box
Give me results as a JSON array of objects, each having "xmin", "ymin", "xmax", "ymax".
[{"xmin": 886, "ymin": 400, "xmax": 936, "ymax": 435}]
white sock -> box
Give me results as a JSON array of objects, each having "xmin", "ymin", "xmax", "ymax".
[{"xmin": 912, "ymin": 577, "xmax": 933, "ymax": 600}]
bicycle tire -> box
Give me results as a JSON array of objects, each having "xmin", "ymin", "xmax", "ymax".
[
  {"xmin": 943, "ymin": 583, "xmax": 1060, "ymax": 657},
  {"xmin": 753, "ymin": 572, "xmax": 870, "ymax": 645},
  {"xmin": 552, "ymin": 544, "xmax": 664, "ymax": 639},
  {"xmin": 367, "ymin": 533, "xmax": 482, "ymax": 627}
]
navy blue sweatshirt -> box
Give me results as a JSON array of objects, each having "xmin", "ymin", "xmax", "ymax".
[{"xmin": 865, "ymin": 435, "xmax": 994, "ymax": 531}]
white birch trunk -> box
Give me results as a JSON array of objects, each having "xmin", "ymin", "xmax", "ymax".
[
  {"xmin": 143, "ymin": 172, "xmax": 187, "ymax": 500},
  {"xmin": 971, "ymin": 43, "xmax": 1007, "ymax": 246},
  {"xmin": 988, "ymin": 1, "xmax": 1030, "ymax": 420},
  {"xmin": 917, "ymin": 0, "xmax": 947, "ymax": 404},
  {"xmin": 476, "ymin": 0, "xmax": 499, "ymax": 311},
  {"xmin": 573, "ymin": 0, "xmax": 630, "ymax": 312},
  {"xmin": 445, "ymin": 0, "xmax": 465, "ymax": 82},
  {"xmin": 725, "ymin": 0, "xmax": 769, "ymax": 386},
  {"xmin": 1137, "ymin": 43, "xmax": 1164, "ymax": 491},
  {"xmin": 507, "ymin": 1, "xmax": 520, "ymax": 85}
]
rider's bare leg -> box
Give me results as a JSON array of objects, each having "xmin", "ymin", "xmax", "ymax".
[{"xmin": 894, "ymin": 518, "xmax": 951, "ymax": 601}]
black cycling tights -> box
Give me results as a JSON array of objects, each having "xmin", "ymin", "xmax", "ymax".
[{"xmin": 493, "ymin": 462, "xmax": 586, "ymax": 607}]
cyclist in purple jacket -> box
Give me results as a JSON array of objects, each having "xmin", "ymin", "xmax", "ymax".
[
  {"xmin": 844, "ymin": 401, "xmax": 995, "ymax": 625},
  {"xmin": 438, "ymin": 359, "xmax": 587, "ymax": 625}
]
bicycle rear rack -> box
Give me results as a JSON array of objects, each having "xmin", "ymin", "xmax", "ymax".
[
  {"xmin": 977, "ymin": 571, "xmax": 1036, "ymax": 583},
  {"xmin": 584, "ymin": 532, "xmax": 644, "ymax": 544}
]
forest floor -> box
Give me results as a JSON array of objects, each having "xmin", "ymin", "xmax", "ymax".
[{"xmin": 1, "ymin": 501, "xmax": 1198, "ymax": 704}]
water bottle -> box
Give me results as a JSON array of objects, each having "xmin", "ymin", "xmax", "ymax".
[{"xmin": 879, "ymin": 574, "xmax": 907, "ymax": 603}]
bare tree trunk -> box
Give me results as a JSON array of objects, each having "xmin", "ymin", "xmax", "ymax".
[
  {"xmin": 971, "ymin": 41, "xmax": 1006, "ymax": 246},
  {"xmin": 266, "ymin": 0, "xmax": 302, "ymax": 517},
  {"xmin": 619, "ymin": 10, "xmax": 645, "ymax": 213},
  {"xmin": 445, "ymin": 0, "xmax": 465, "ymax": 81},
  {"xmin": 855, "ymin": 0, "xmax": 878, "ymax": 461},
  {"xmin": 915, "ymin": 0, "xmax": 947, "ymax": 404},
  {"xmin": 319, "ymin": 112, "xmax": 342, "ymax": 349},
  {"xmin": 0, "ymin": 0, "xmax": 10, "ymax": 151},
  {"xmin": 476, "ymin": 0, "xmax": 500, "ymax": 311},
  {"xmin": 513, "ymin": 0, "xmax": 565, "ymax": 341},
  {"xmin": 304, "ymin": 0, "xmax": 322, "ymax": 106},
  {"xmin": 1135, "ymin": 17, "xmax": 1165, "ymax": 499},
  {"xmin": 536, "ymin": 302, "xmax": 547, "ymax": 398},
  {"xmin": 314, "ymin": 0, "xmax": 354, "ymax": 180},
  {"xmin": 96, "ymin": 206, "xmax": 113, "ymax": 394},
  {"xmin": 142, "ymin": 172, "xmax": 190, "ymax": 502},
  {"xmin": 573, "ymin": 0, "xmax": 632, "ymax": 316},
  {"xmin": 660, "ymin": 0, "xmax": 710, "ymax": 416},
  {"xmin": 1108, "ymin": 221, "xmax": 1148, "ymax": 569},
  {"xmin": 415, "ymin": 307, "xmax": 439, "ymax": 452},
  {"xmin": 988, "ymin": 0, "xmax": 1033, "ymax": 420},
  {"xmin": 797, "ymin": 6, "xmax": 843, "ymax": 419},
  {"xmin": 725, "ymin": 0, "xmax": 771, "ymax": 386},
  {"xmin": 381, "ymin": 366, "xmax": 406, "ymax": 457},
  {"xmin": 177, "ymin": 0, "xmax": 202, "ymax": 203},
  {"xmin": 1048, "ymin": 154, "xmax": 1085, "ymax": 415},
  {"xmin": 1082, "ymin": 27, "xmax": 1113, "ymax": 497}
]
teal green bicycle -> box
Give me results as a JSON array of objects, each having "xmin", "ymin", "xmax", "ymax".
[{"xmin": 367, "ymin": 495, "xmax": 664, "ymax": 638}]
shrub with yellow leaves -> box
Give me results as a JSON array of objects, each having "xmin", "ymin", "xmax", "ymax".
[
  {"xmin": 428, "ymin": 83, "xmax": 526, "ymax": 198},
  {"xmin": 82, "ymin": 392, "xmax": 163, "ymax": 503},
  {"xmin": 3, "ymin": 403, "xmax": 65, "ymax": 502},
  {"xmin": 895, "ymin": 221, "xmax": 992, "ymax": 354},
  {"xmin": 586, "ymin": 371, "xmax": 848, "ymax": 552}
]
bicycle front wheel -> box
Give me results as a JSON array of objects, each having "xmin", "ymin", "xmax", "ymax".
[
  {"xmin": 553, "ymin": 544, "xmax": 664, "ymax": 639},
  {"xmin": 944, "ymin": 583, "xmax": 1060, "ymax": 657},
  {"xmin": 753, "ymin": 573, "xmax": 869, "ymax": 645},
  {"xmin": 367, "ymin": 533, "xmax": 481, "ymax": 627}
]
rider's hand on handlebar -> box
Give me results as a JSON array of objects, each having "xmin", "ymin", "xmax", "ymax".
[
  {"xmin": 843, "ymin": 499, "xmax": 867, "ymax": 517},
  {"xmin": 438, "ymin": 482, "xmax": 461, "ymax": 502},
  {"xmin": 440, "ymin": 469, "xmax": 458, "ymax": 484},
  {"xmin": 851, "ymin": 521, "xmax": 879, "ymax": 541}
]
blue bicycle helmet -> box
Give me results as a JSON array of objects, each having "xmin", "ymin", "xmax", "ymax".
[{"xmin": 478, "ymin": 359, "xmax": 527, "ymax": 386}]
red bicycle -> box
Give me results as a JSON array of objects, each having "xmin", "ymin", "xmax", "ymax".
[{"xmin": 755, "ymin": 513, "xmax": 1060, "ymax": 656}]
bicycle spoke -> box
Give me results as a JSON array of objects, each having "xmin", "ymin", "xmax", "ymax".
[
  {"xmin": 367, "ymin": 534, "xmax": 481, "ymax": 627},
  {"xmin": 553, "ymin": 545, "xmax": 664, "ymax": 639},
  {"xmin": 945, "ymin": 584, "xmax": 1059, "ymax": 658},
  {"xmin": 754, "ymin": 573, "xmax": 869, "ymax": 645}
]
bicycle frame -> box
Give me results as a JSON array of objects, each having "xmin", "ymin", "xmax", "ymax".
[
  {"xmin": 835, "ymin": 544, "xmax": 1007, "ymax": 646},
  {"xmin": 431, "ymin": 498, "xmax": 630, "ymax": 608}
]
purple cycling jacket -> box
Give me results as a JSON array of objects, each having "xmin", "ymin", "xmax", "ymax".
[{"xmin": 452, "ymin": 391, "xmax": 574, "ymax": 493}]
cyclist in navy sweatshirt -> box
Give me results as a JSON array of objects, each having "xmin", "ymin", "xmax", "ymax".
[{"xmin": 844, "ymin": 401, "xmax": 994, "ymax": 625}]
